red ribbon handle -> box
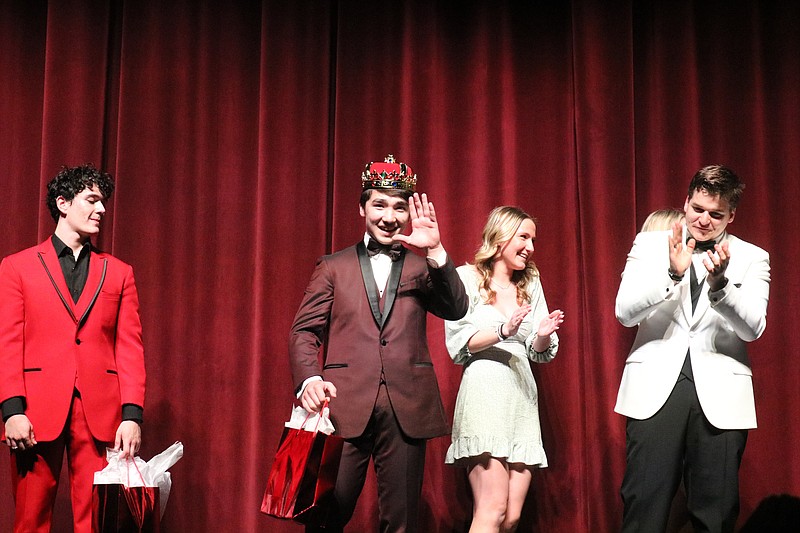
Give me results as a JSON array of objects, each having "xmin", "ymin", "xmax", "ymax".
[{"xmin": 295, "ymin": 400, "xmax": 330, "ymax": 435}]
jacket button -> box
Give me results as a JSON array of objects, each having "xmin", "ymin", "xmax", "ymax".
[
  {"xmin": 380, "ymin": 339, "xmax": 387, "ymax": 346},
  {"xmin": 75, "ymin": 338, "xmax": 82, "ymax": 345}
]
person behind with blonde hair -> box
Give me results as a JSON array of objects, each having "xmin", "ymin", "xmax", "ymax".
[
  {"xmin": 445, "ymin": 206, "xmax": 565, "ymax": 533},
  {"xmin": 641, "ymin": 208, "xmax": 685, "ymax": 232}
]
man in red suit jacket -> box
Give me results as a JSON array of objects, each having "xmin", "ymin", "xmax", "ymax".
[
  {"xmin": 0, "ymin": 165, "xmax": 146, "ymax": 533},
  {"xmin": 289, "ymin": 155, "xmax": 468, "ymax": 533}
]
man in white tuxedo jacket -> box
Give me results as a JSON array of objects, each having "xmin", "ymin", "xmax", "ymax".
[{"xmin": 615, "ymin": 165, "xmax": 770, "ymax": 533}]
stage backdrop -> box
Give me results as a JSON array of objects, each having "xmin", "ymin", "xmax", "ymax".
[{"xmin": 1, "ymin": 1, "xmax": 798, "ymax": 531}]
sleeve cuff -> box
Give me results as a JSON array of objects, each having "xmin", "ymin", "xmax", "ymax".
[
  {"xmin": 708, "ymin": 278, "xmax": 731, "ymax": 306},
  {"xmin": 122, "ymin": 404, "xmax": 144, "ymax": 424},
  {"xmin": 426, "ymin": 249, "xmax": 448, "ymax": 268},
  {"xmin": 296, "ymin": 375, "xmax": 323, "ymax": 398},
  {"xmin": 1, "ymin": 396, "xmax": 26, "ymax": 422}
]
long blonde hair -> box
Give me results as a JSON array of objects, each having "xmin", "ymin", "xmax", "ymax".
[{"xmin": 474, "ymin": 206, "xmax": 539, "ymax": 304}]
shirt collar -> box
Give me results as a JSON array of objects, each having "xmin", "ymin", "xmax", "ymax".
[{"xmin": 51, "ymin": 234, "xmax": 92, "ymax": 258}]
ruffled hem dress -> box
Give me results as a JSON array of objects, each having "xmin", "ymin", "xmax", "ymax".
[{"xmin": 444, "ymin": 266, "xmax": 558, "ymax": 468}]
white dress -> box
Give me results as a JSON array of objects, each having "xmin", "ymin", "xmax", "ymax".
[{"xmin": 444, "ymin": 266, "xmax": 558, "ymax": 467}]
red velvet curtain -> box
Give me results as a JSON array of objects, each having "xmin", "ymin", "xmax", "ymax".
[{"xmin": 1, "ymin": 1, "xmax": 798, "ymax": 531}]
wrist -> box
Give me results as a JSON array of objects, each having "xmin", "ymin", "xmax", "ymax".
[
  {"xmin": 496, "ymin": 323, "xmax": 510, "ymax": 341},
  {"xmin": 668, "ymin": 268, "xmax": 684, "ymax": 282},
  {"xmin": 532, "ymin": 334, "xmax": 551, "ymax": 352},
  {"xmin": 709, "ymin": 277, "xmax": 729, "ymax": 292},
  {"xmin": 426, "ymin": 244, "xmax": 446, "ymax": 265}
]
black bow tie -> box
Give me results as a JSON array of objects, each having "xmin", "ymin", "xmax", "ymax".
[
  {"xmin": 688, "ymin": 235, "xmax": 716, "ymax": 253},
  {"xmin": 367, "ymin": 239, "xmax": 403, "ymax": 261}
]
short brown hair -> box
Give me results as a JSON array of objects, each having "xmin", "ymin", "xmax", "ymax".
[{"xmin": 687, "ymin": 165, "xmax": 745, "ymax": 209}]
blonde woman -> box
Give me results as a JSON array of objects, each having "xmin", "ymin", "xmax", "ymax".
[
  {"xmin": 445, "ymin": 206, "xmax": 564, "ymax": 533},
  {"xmin": 641, "ymin": 207, "xmax": 684, "ymax": 232}
]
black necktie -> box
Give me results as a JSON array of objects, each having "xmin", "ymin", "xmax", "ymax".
[{"xmin": 366, "ymin": 239, "xmax": 402, "ymax": 261}]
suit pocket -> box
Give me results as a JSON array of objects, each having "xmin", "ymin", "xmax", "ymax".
[
  {"xmin": 323, "ymin": 363, "xmax": 348, "ymax": 369},
  {"xmin": 398, "ymin": 276, "xmax": 426, "ymax": 293},
  {"xmin": 726, "ymin": 360, "xmax": 752, "ymax": 377},
  {"xmin": 106, "ymin": 369, "xmax": 118, "ymax": 375},
  {"xmin": 98, "ymin": 290, "xmax": 121, "ymax": 301},
  {"xmin": 412, "ymin": 362, "xmax": 433, "ymax": 367},
  {"xmin": 624, "ymin": 355, "xmax": 646, "ymax": 364}
]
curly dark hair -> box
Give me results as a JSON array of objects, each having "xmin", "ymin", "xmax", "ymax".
[{"xmin": 46, "ymin": 164, "xmax": 115, "ymax": 222}]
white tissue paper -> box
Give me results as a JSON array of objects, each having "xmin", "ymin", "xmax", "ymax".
[
  {"xmin": 285, "ymin": 405, "xmax": 336, "ymax": 435},
  {"xmin": 93, "ymin": 441, "xmax": 184, "ymax": 518}
]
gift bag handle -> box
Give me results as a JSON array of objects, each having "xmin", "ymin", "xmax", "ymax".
[
  {"xmin": 124, "ymin": 454, "xmax": 147, "ymax": 488},
  {"xmin": 296, "ymin": 400, "xmax": 329, "ymax": 436},
  {"xmin": 122, "ymin": 454, "xmax": 156, "ymax": 529}
]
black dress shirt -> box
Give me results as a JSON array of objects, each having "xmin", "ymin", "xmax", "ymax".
[{"xmin": 52, "ymin": 234, "xmax": 92, "ymax": 303}]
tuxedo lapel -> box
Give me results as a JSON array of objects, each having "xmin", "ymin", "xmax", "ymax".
[
  {"xmin": 356, "ymin": 241, "xmax": 383, "ymax": 327},
  {"xmin": 36, "ymin": 242, "xmax": 78, "ymax": 323},
  {"xmin": 680, "ymin": 279, "xmax": 694, "ymax": 324},
  {"xmin": 75, "ymin": 250, "xmax": 108, "ymax": 328}
]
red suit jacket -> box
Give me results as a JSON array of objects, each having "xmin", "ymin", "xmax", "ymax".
[
  {"xmin": 289, "ymin": 243, "xmax": 468, "ymax": 440},
  {"xmin": 0, "ymin": 239, "xmax": 146, "ymax": 443}
]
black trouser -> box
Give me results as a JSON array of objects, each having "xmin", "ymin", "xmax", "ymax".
[
  {"xmin": 620, "ymin": 376, "xmax": 747, "ymax": 533},
  {"xmin": 307, "ymin": 383, "xmax": 427, "ymax": 533}
]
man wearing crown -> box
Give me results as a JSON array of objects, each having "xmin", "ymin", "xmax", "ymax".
[{"xmin": 289, "ymin": 155, "xmax": 468, "ymax": 532}]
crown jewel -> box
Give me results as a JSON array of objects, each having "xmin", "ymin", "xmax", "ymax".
[{"xmin": 361, "ymin": 154, "xmax": 417, "ymax": 192}]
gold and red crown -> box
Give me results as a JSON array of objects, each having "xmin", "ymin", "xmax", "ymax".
[{"xmin": 361, "ymin": 154, "xmax": 417, "ymax": 192}]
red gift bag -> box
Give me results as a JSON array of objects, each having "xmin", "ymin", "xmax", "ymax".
[
  {"xmin": 93, "ymin": 457, "xmax": 160, "ymax": 533},
  {"xmin": 93, "ymin": 485, "xmax": 160, "ymax": 532},
  {"xmin": 261, "ymin": 404, "xmax": 344, "ymax": 526}
]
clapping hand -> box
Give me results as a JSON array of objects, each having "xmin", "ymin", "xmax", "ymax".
[
  {"xmin": 531, "ymin": 309, "xmax": 565, "ymax": 353},
  {"xmin": 703, "ymin": 242, "xmax": 731, "ymax": 291},
  {"xmin": 668, "ymin": 220, "xmax": 693, "ymax": 277},
  {"xmin": 537, "ymin": 310, "xmax": 565, "ymax": 337},
  {"xmin": 503, "ymin": 304, "xmax": 532, "ymax": 337}
]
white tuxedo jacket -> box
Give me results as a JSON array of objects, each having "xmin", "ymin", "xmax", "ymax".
[{"xmin": 614, "ymin": 229, "xmax": 770, "ymax": 430}]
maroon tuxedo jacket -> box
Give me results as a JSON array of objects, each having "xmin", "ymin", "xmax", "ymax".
[
  {"xmin": 0, "ymin": 239, "xmax": 146, "ymax": 443},
  {"xmin": 289, "ymin": 242, "xmax": 468, "ymax": 440}
]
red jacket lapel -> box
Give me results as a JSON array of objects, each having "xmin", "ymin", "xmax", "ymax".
[{"xmin": 36, "ymin": 239, "xmax": 77, "ymax": 322}]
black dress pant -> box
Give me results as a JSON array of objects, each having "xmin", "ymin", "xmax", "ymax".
[
  {"xmin": 620, "ymin": 376, "xmax": 747, "ymax": 533},
  {"xmin": 307, "ymin": 383, "xmax": 427, "ymax": 533}
]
